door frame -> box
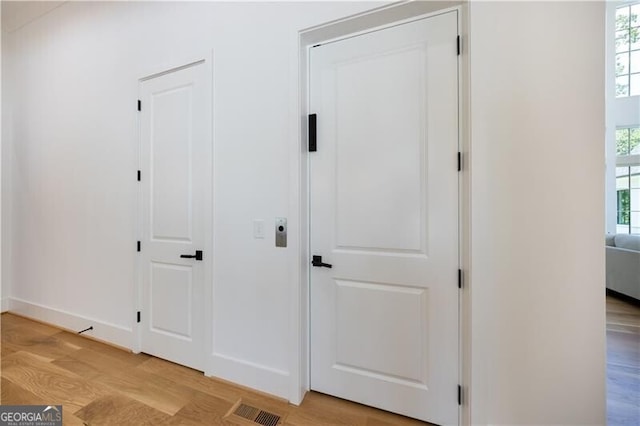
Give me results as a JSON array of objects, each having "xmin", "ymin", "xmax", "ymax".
[
  {"xmin": 133, "ymin": 51, "xmax": 215, "ymax": 375},
  {"xmin": 293, "ymin": 2, "xmax": 470, "ymax": 423}
]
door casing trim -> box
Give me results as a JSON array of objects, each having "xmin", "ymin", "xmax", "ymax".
[
  {"xmin": 294, "ymin": 3, "xmax": 470, "ymax": 425},
  {"xmin": 133, "ymin": 52, "xmax": 215, "ymax": 377}
]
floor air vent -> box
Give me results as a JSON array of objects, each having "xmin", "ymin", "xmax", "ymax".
[
  {"xmin": 235, "ymin": 403, "xmax": 260, "ymax": 420},
  {"xmin": 225, "ymin": 400, "xmax": 284, "ymax": 426}
]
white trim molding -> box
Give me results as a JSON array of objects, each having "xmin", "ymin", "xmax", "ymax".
[
  {"xmin": 207, "ymin": 352, "xmax": 290, "ymax": 399},
  {"xmin": 8, "ymin": 297, "xmax": 134, "ymax": 349},
  {"xmin": 616, "ymin": 154, "xmax": 640, "ymax": 167}
]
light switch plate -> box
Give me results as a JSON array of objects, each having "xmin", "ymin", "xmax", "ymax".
[
  {"xmin": 253, "ymin": 220, "xmax": 264, "ymax": 239},
  {"xmin": 275, "ymin": 217, "xmax": 287, "ymax": 247}
]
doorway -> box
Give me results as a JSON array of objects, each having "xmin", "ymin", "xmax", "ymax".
[
  {"xmin": 308, "ymin": 11, "xmax": 460, "ymax": 424},
  {"xmin": 137, "ymin": 60, "xmax": 212, "ymax": 371}
]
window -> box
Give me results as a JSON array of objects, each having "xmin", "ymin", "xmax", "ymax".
[
  {"xmin": 607, "ymin": 5, "xmax": 640, "ymax": 235},
  {"xmin": 616, "ymin": 127, "xmax": 640, "ymax": 155},
  {"xmin": 617, "ymin": 189, "xmax": 630, "ymax": 226},
  {"xmin": 616, "ymin": 3, "xmax": 640, "ymax": 97},
  {"xmin": 615, "ymin": 128, "xmax": 640, "ymax": 234},
  {"xmin": 616, "ymin": 167, "xmax": 640, "ymax": 234}
]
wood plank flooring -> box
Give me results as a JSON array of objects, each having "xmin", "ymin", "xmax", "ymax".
[
  {"xmin": 3, "ymin": 297, "xmax": 635, "ymax": 425},
  {"xmin": 607, "ymin": 295, "xmax": 640, "ymax": 426},
  {"xmin": 0, "ymin": 313, "xmax": 429, "ymax": 425}
]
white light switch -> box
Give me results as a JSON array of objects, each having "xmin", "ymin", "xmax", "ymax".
[{"xmin": 253, "ymin": 220, "xmax": 265, "ymax": 239}]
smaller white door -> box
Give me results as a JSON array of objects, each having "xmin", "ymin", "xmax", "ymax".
[{"xmin": 139, "ymin": 61, "xmax": 211, "ymax": 371}]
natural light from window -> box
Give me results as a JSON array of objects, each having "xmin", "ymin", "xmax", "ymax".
[
  {"xmin": 616, "ymin": 128, "xmax": 640, "ymax": 234},
  {"xmin": 616, "ymin": 3, "xmax": 640, "ymax": 97}
]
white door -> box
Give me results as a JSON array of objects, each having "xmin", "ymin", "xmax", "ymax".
[
  {"xmin": 309, "ymin": 12, "xmax": 459, "ymax": 424},
  {"xmin": 139, "ymin": 61, "xmax": 211, "ymax": 371}
]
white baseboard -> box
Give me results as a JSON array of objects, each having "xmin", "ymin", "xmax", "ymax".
[
  {"xmin": 207, "ymin": 352, "xmax": 290, "ymax": 400},
  {"xmin": 1, "ymin": 298, "xmax": 9, "ymax": 313},
  {"xmin": 7, "ymin": 299, "xmax": 291, "ymax": 400},
  {"xmin": 8, "ymin": 297, "xmax": 134, "ymax": 349}
]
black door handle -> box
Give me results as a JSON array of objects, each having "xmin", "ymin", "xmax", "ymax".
[
  {"xmin": 180, "ymin": 250, "xmax": 203, "ymax": 261},
  {"xmin": 312, "ymin": 255, "xmax": 332, "ymax": 268}
]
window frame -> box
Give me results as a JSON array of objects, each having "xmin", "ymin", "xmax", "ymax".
[
  {"xmin": 615, "ymin": 2, "xmax": 640, "ymax": 97},
  {"xmin": 615, "ymin": 126, "xmax": 640, "ymax": 234}
]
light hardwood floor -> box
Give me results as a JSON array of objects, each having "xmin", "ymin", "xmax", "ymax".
[
  {"xmin": 607, "ymin": 294, "xmax": 640, "ymax": 426},
  {"xmin": 0, "ymin": 313, "xmax": 430, "ymax": 425},
  {"xmin": 3, "ymin": 297, "xmax": 635, "ymax": 425}
]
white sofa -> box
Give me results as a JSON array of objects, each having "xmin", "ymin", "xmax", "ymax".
[{"xmin": 606, "ymin": 233, "xmax": 640, "ymax": 301}]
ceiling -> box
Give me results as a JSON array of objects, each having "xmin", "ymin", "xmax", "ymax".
[{"xmin": 2, "ymin": 1, "xmax": 66, "ymax": 33}]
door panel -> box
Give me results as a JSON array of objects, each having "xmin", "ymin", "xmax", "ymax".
[
  {"xmin": 335, "ymin": 280, "xmax": 427, "ymax": 383},
  {"xmin": 335, "ymin": 46, "xmax": 425, "ymax": 252},
  {"xmin": 310, "ymin": 12, "xmax": 459, "ymax": 424},
  {"xmin": 140, "ymin": 61, "xmax": 211, "ymax": 371},
  {"xmin": 150, "ymin": 262, "xmax": 193, "ymax": 338},
  {"xmin": 151, "ymin": 85, "xmax": 194, "ymax": 242}
]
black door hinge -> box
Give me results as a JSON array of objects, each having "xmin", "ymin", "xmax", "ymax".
[
  {"xmin": 457, "ymin": 35, "xmax": 461, "ymax": 55},
  {"xmin": 458, "ymin": 385, "xmax": 462, "ymax": 405},
  {"xmin": 457, "ymin": 152, "xmax": 462, "ymax": 171},
  {"xmin": 137, "ymin": 311, "xmax": 141, "ymax": 323},
  {"xmin": 137, "ymin": 241, "xmax": 141, "ymax": 252},
  {"xmin": 308, "ymin": 114, "xmax": 317, "ymax": 152},
  {"xmin": 137, "ymin": 100, "xmax": 141, "ymax": 111},
  {"xmin": 137, "ymin": 170, "xmax": 141, "ymax": 181},
  {"xmin": 458, "ymin": 269, "xmax": 463, "ymax": 289}
]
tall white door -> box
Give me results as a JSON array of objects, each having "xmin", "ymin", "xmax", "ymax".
[
  {"xmin": 309, "ymin": 12, "xmax": 459, "ymax": 424},
  {"xmin": 139, "ymin": 61, "xmax": 211, "ymax": 371}
]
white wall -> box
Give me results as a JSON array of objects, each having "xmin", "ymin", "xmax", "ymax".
[
  {"xmin": 1, "ymin": 0, "xmax": 380, "ymax": 399},
  {"xmin": 468, "ymin": 1, "xmax": 606, "ymax": 425},
  {"xmin": 0, "ymin": 1, "xmax": 3, "ymax": 313}
]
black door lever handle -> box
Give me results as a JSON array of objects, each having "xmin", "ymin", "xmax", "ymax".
[
  {"xmin": 180, "ymin": 250, "xmax": 203, "ymax": 261},
  {"xmin": 312, "ymin": 255, "xmax": 332, "ymax": 268}
]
